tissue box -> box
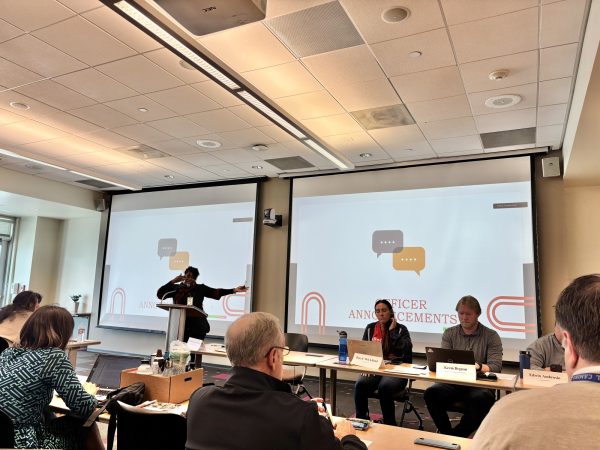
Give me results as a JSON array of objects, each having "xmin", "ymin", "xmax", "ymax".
[{"xmin": 120, "ymin": 368, "xmax": 203, "ymax": 403}]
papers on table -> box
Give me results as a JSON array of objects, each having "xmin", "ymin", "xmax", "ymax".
[{"xmin": 384, "ymin": 365, "xmax": 428, "ymax": 376}]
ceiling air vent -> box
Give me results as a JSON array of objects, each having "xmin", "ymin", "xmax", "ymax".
[
  {"xmin": 73, "ymin": 179, "xmax": 116, "ymax": 189},
  {"xmin": 351, "ymin": 104, "xmax": 415, "ymax": 130},
  {"xmin": 480, "ymin": 127, "xmax": 536, "ymax": 149},
  {"xmin": 265, "ymin": 156, "xmax": 315, "ymax": 170},
  {"xmin": 117, "ymin": 145, "xmax": 167, "ymax": 160}
]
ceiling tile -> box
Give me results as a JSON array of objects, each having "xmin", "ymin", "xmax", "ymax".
[
  {"xmin": 386, "ymin": 140, "xmax": 436, "ymax": 161},
  {"xmin": 217, "ymin": 128, "xmax": 276, "ymax": 147},
  {"xmin": 0, "ymin": 18, "xmax": 23, "ymax": 43},
  {"xmin": 82, "ymin": 6, "xmax": 162, "ymax": 53},
  {"xmin": 540, "ymin": 43, "xmax": 578, "ymax": 81},
  {"xmin": 191, "ymin": 81, "xmax": 244, "ymax": 108},
  {"xmin": 204, "ymin": 163, "xmax": 251, "ymax": 178},
  {"xmin": 198, "ymin": 22, "xmax": 295, "ymax": 72},
  {"xmin": 0, "ymin": 34, "xmax": 86, "ymax": 77},
  {"xmin": 70, "ymin": 104, "xmax": 138, "ymax": 129},
  {"xmin": 539, "ymin": 77, "xmax": 573, "ymax": 106},
  {"xmin": 407, "ymin": 95, "xmax": 472, "ymax": 122},
  {"xmin": 302, "ymin": 45, "xmax": 385, "ymax": 88},
  {"xmin": 213, "ymin": 148, "xmax": 267, "ymax": 164},
  {"xmin": 256, "ymin": 125, "xmax": 297, "ymax": 143},
  {"xmin": 21, "ymin": 135, "xmax": 105, "ymax": 158},
  {"xmin": 228, "ymin": 104, "xmax": 272, "ymax": 127},
  {"xmin": 111, "ymin": 124, "xmax": 171, "ymax": 145},
  {"xmin": 391, "ymin": 66, "xmax": 465, "ymax": 103},
  {"xmin": 0, "ymin": 0, "xmax": 74, "ymax": 31},
  {"xmin": 341, "ymin": 0, "xmax": 445, "ymax": 43},
  {"xmin": 430, "ymin": 135, "xmax": 483, "ymax": 153},
  {"xmin": 459, "ymin": 50, "xmax": 538, "ymax": 93},
  {"xmin": 147, "ymin": 86, "xmax": 220, "ymax": 115},
  {"xmin": 0, "ymin": 90, "xmax": 62, "ymax": 119},
  {"xmin": 104, "ymin": 95, "xmax": 177, "ymax": 122},
  {"xmin": 275, "ymin": 91, "xmax": 344, "ymax": 120},
  {"xmin": 143, "ymin": 48, "xmax": 209, "ymax": 84},
  {"xmin": 32, "ymin": 15, "xmax": 136, "ymax": 66},
  {"xmin": 17, "ymin": 80, "xmax": 96, "ymax": 110},
  {"xmin": 186, "ymin": 109, "xmax": 251, "ymax": 133},
  {"xmin": 475, "ymin": 108, "xmax": 537, "ymax": 133},
  {"xmin": 322, "ymin": 131, "xmax": 389, "ymax": 163},
  {"xmin": 0, "ymin": 56, "xmax": 46, "ymax": 89},
  {"xmin": 279, "ymin": 140, "xmax": 335, "ymax": 169},
  {"xmin": 151, "ymin": 139, "xmax": 202, "ymax": 156},
  {"xmin": 537, "ymin": 103, "xmax": 568, "ymax": 126},
  {"xmin": 536, "ymin": 124, "xmax": 563, "ymax": 147},
  {"xmin": 434, "ymin": 148, "xmax": 483, "ymax": 158},
  {"xmin": 234, "ymin": 161, "xmax": 279, "ymax": 177},
  {"xmin": 420, "ymin": 116, "xmax": 478, "ymax": 140},
  {"xmin": 0, "ymin": 108, "xmax": 24, "ymax": 126},
  {"xmin": 96, "ymin": 55, "xmax": 183, "ymax": 94},
  {"xmin": 79, "ymin": 129, "xmax": 137, "ymax": 149},
  {"xmin": 178, "ymin": 152, "xmax": 226, "ymax": 166},
  {"xmin": 369, "ymin": 124, "xmax": 426, "ymax": 149},
  {"xmin": 468, "ymin": 83, "xmax": 538, "ymax": 116},
  {"xmin": 371, "ymin": 28, "xmax": 456, "ymax": 77},
  {"xmin": 53, "ymin": 68, "xmax": 138, "ymax": 103},
  {"xmin": 540, "ymin": 0, "xmax": 587, "ymax": 48},
  {"xmin": 0, "ymin": 120, "xmax": 67, "ymax": 145},
  {"xmin": 241, "ymin": 61, "xmax": 322, "ymax": 98},
  {"xmin": 266, "ymin": 0, "xmax": 331, "ymax": 18},
  {"xmin": 449, "ymin": 8, "xmax": 538, "ymax": 63},
  {"xmin": 36, "ymin": 111, "xmax": 102, "ymax": 136},
  {"xmin": 57, "ymin": 0, "xmax": 100, "ymax": 14},
  {"xmin": 301, "ymin": 113, "xmax": 362, "ymax": 136},
  {"xmin": 181, "ymin": 133, "xmax": 239, "ymax": 150},
  {"xmin": 59, "ymin": 149, "xmax": 138, "ymax": 168},
  {"xmin": 147, "ymin": 156, "xmax": 222, "ymax": 180},
  {"xmin": 327, "ymin": 78, "xmax": 400, "ymax": 111},
  {"xmin": 146, "ymin": 117, "xmax": 208, "ymax": 138},
  {"xmin": 440, "ymin": 0, "xmax": 538, "ymax": 25}
]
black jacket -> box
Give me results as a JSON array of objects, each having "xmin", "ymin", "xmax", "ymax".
[
  {"xmin": 185, "ymin": 366, "xmax": 367, "ymax": 450},
  {"xmin": 362, "ymin": 322, "xmax": 413, "ymax": 363}
]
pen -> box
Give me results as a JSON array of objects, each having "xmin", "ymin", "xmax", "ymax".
[{"xmin": 321, "ymin": 399, "xmax": 333, "ymax": 424}]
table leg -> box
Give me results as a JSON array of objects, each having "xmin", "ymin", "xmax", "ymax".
[
  {"xmin": 330, "ymin": 369, "xmax": 337, "ymax": 415},
  {"xmin": 67, "ymin": 348, "xmax": 77, "ymax": 367},
  {"xmin": 319, "ymin": 368, "xmax": 327, "ymax": 400}
]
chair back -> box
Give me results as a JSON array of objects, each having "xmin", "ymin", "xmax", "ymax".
[
  {"xmin": 0, "ymin": 408, "xmax": 15, "ymax": 448},
  {"xmin": 116, "ymin": 401, "xmax": 187, "ymax": 450},
  {"xmin": 285, "ymin": 333, "xmax": 309, "ymax": 352}
]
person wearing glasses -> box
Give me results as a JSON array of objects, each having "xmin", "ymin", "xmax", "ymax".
[{"xmin": 185, "ymin": 312, "xmax": 366, "ymax": 450}]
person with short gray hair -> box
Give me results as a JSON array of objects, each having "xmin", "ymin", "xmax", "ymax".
[{"xmin": 186, "ymin": 312, "xmax": 366, "ymax": 450}]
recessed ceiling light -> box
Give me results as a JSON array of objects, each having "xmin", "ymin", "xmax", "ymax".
[
  {"xmin": 222, "ymin": 169, "xmax": 230, "ymax": 172},
  {"xmin": 488, "ymin": 69, "xmax": 510, "ymax": 81},
  {"xmin": 164, "ymin": 174, "xmax": 175, "ymax": 179},
  {"xmin": 251, "ymin": 165, "xmax": 263, "ymax": 169},
  {"xmin": 9, "ymin": 101, "xmax": 29, "ymax": 110},
  {"xmin": 138, "ymin": 107, "xmax": 149, "ymax": 113},
  {"xmin": 359, "ymin": 152, "xmax": 372, "ymax": 159},
  {"xmin": 484, "ymin": 94, "xmax": 522, "ymax": 109},
  {"xmin": 179, "ymin": 59, "xmax": 195, "ymax": 70},
  {"xmin": 382, "ymin": 7, "xmax": 410, "ymax": 23},
  {"xmin": 408, "ymin": 51, "xmax": 422, "ymax": 59},
  {"xmin": 251, "ymin": 144, "xmax": 268, "ymax": 152},
  {"xmin": 196, "ymin": 139, "xmax": 222, "ymax": 149}
]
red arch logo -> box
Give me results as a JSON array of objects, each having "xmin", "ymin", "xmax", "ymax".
[
  {"xmin": 300, "ymin": 292, "xmax": 326, "ymax": 335},
  {"xmin": 486, "ymin": 296, "xmax": 536, "ymax": 333},
  {"xmin": 222, "ymin": 293, "xmax": 246, "ymax": 317},
  {"xmin": 110, "ymin": 288, "xmax": 126, "ymax": 318}
]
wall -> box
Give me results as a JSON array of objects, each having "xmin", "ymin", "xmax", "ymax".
[
  {"xmin": 12, "ymin": 216, "xmax": 37, "ymax": 290},
  {"xmin": 29, "ymin": 217, "xmax": 61, "ymax": 303}
]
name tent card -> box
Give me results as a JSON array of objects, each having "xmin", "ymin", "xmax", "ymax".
[
  {"xmin": 523, "ymin": 369, "xmax": 568, "ymax": 387},
  {"xmin": 351, "ymin": 353, "xmax": 384, "ymax": 370},
  {"xmin": 436, "ymin": 362, "xmax": 476, "ymax": 381},
  {"xmin": 186, "ymin": 337, "xmax": 203, "ymax": 351}
]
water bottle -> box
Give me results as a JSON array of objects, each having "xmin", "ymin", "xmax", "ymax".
[
  {"xmin": 519, "ymin": 350, "xmax": 531, "ymax": 378},
  {"xmin": 338, "ymin": 331, "xmax": 348, "ymax": 364}
]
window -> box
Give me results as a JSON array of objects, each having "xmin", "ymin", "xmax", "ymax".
[{"xmin": 0, "ymin": 216, "xmax": 16, "ymax": 306}]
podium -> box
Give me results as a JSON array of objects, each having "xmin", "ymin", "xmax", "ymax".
[{"xmin": 156, "ymin": 303, "xmax": 207, "ymax": 349}]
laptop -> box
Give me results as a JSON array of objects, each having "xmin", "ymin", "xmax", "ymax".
[
  {"xmin": 86, "ymin": 354, "xmax": 142, "ymax": 398},
  {"xmin": 347, "ymin": 339, "xmax": 384, "ymax": 367},
  {"xmin": 425, "ymin": 347, "xmax": 475, "ymax": 372}
]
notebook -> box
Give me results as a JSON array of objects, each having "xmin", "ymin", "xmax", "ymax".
[
  {"xmin": 87, "ymin": 354, "xmax": 142, "ymax": 398},
  {"xmin": 425, "ymin": 347, "xmax": 475, "ymax": 372}
]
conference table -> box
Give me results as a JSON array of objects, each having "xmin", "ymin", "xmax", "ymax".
[{"xmin": 66, "ymin": 339, "xmax": 101, "ymax": 367}]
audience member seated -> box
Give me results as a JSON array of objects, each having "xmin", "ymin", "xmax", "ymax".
[
  {"xmin": 354, "ymin": 299, "xmax": 412, "ymax": 425},
  {"xmin": 0, "ymin": 305, "xmax": 103, "ymax": 450},
  {"xmin": 424, "ymin": 295, "xmax": 502, "ymax": 437},
  {"xmin": 472, "ymin": 274, "xmax": 600, "ymax": 449},
  {"xmin": 526, "ymin": 323, "xmax": 565, "ymax": 371},
  {"xmin": 0, "ymin": 290, "xmax": 42, "ymax": 345},
  {"xmin": 186, "ymin": 312, "xmax": 367, "ymax": 450}
]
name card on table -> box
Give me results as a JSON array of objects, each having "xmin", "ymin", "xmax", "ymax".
[
  {"xmin": 523, "ymin": 369, "xmax": 568, "ymax": 387},
  {"xmin": 436, "ymin": 362, "xmax": 476, "ymax": 381},
  {"xmin": 186, "ymin": 338, "xmax": 203, "ymax": 351},
  {"xmin": 351, "ymin": 353, "xmax": 384, "ymax": 370}
]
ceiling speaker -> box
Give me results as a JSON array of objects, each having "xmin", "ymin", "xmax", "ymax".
[{"xmin": 542, "ymin": 156, "xmax": 561, "ymax": 178}]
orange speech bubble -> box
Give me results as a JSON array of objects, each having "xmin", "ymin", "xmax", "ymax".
[
  {"xmin": 393, "ymin": 247, "xmax": 425, "ymax": 275},
  {"xmin": 169, "ymin": 251, "xmax": 189, "ymax": 270}
]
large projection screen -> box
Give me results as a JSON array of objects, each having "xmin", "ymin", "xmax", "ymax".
[
  {"xmin": 288, "ymin": 157, "xmax": 538, "ymax": 361},
  {"xmin": 99, "ymin": 183, "xmax": 256, "ymax": 337}
]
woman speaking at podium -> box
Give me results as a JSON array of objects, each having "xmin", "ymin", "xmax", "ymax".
[{"xmin": 157, "ymin": 265, "xmax": 247, "ymax": 341}]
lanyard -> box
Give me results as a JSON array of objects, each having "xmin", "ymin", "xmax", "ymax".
[{"xmin": 571, "ymin": 373, "xmax": 600, "ymax": 383}]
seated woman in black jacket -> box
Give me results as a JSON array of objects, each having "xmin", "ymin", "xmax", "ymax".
[{"xmin": 354, "ymin": 299, "xmax": 412, "ymax": 426}]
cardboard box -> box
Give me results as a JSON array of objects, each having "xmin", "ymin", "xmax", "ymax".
[{"xmin": 120, "ymin": 368, "xmax": 203, "ymax": 403}]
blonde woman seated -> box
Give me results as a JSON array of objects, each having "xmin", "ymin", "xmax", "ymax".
[
  {"xmin": 0, "ymin": 291, "xmax": 42, "ymax": 346},
  {"xmin": 0, "ymin": 305, "xmax": 103, "ymax": 450}
]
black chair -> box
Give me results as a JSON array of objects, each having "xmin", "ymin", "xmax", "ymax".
[
  {"xmin": 115, "ymin": 401, "xmax": 187, "ymax": 450},
  {"xmin": 369, "ymin": 379, "xmax": 424, "ymax": 429},
  {"xmin": 0, "ymin": 338, "xmax": 10, "ymax": 354},
  {"xmin": 0, "ymin": 408, "xmax": 15, "ymax": 448},
  {"xmin": 282, "ymin": 333, "xmax": 312, "ymax": 398}
]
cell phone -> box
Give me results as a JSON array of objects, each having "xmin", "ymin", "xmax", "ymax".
[
  {"xmin": 348, "ymin": 419, "xmax": 369, "ymax": 431},
  {"xmin": 414, "ymin": 438, "xmax": 460, "ymax": 450},
  {"xmin": 413, "ymin": 364, "xmax": 427, "ymax": 370}
]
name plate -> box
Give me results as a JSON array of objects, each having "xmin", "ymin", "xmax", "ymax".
[
  {"xmin": 436, "ymin": 362, "xmax": 476, "ymax": 381},
  {"xmin": 351, "ymin": 353, "xmax": 384, "ymax": 370},
  {"xmin": 186, "ymin": 337, "xmax": 203, "ymax": 351},
  {"xmin": 523, "ymin": 369, "xmax": 568, "ymax": 387}
]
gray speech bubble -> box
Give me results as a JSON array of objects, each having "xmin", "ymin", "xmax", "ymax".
[
  {"xmin": 372, "ymin": 230, "xmax": 403, "ymax": 258},
  {"xmin": 157, "ymin": 238, "xmax": 177, "ymax": 259}
]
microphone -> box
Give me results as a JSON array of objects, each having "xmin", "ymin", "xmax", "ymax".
[{"xmin": 160, "ymin": 290, "xmax": 177, "ymax": 302}]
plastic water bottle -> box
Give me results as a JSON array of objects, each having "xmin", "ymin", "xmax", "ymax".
[
  {"xmin": 338, "ymin": 331, "xmax": 348, "ymax": 364},
  {"xmin": 519, "ymin": 350, "xmax": 531, "ymax": 378},
  {"xmin": 77, "ymin": 326, "xmax": 85, "ymax": 342}
]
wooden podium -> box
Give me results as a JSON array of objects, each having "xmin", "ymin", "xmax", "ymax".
[{"xmin": 156, "ymin": 303, "xmax": 206, "ymax": 350}]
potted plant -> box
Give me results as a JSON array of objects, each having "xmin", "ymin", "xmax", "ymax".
[{"xmin": 70, "ymin": 294, "xmax": 82, "ymax": 314}]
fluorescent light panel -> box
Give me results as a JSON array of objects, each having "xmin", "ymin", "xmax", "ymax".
[
  {"xmin": 0, "ymin": 148, "xmax": 67, "ymax": 171},
  {"xmin": 304, "ymin": 139, "xmax": 353, "ymax": 170},
  {"xmin": 237, "ymin": 91, "xmax": 306, "ymax": 139},
  {"xmin": 68, "ymin": 169, "xmax": 140, "ymax": 191}
]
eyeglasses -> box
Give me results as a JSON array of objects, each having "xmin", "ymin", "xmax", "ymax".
[{"xmin": 264, "ymin": 346, "xmax": 290, "ymax": 357}]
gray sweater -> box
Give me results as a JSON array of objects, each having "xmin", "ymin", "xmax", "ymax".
[
  {"xmin": 526, "ymin": 333, "xmax": 565, "ymax": 370},
  {"xmin": 441, "ymin": 323, "xmax": 503, "ymax": 373}
]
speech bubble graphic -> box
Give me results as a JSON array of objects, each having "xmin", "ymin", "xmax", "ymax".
[
  {"xmin": 169, "ymin": 251, "xmax": 189, "ymax": 270},
  {"xmin": 157, "ymin": 238, "xmax": 177, "ymax": 259},
  {"xmin": 393, "ymin": 247, "xmax": 426, "ymax": 275},
  {"xmin": 372, "ymin": 230, "xmax": 403, "ymax": 257}
]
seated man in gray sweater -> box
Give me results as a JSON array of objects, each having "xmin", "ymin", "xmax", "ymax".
[{"xmin": 526, "ymin": 324, "xmax": 565, "ymax": 371}]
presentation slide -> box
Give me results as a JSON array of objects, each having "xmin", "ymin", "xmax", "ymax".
[
  {"xmin": 288, "ymin": 157, "xmax": 537, "ymax": 361},
  {"xmin": 99, "ymin": 183, "xmax": 256, "ymax": 336}
]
